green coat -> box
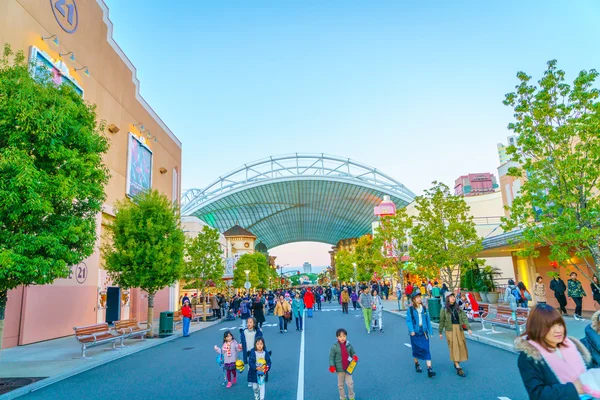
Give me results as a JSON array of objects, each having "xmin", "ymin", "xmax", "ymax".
[
  {"xmin": 329, "ymin": 341, "xmax": 356, "ymax": 372},
  {"xmin": 568, "ymin": 279, "xmax": 586, "ymax": 298},
  {"xmin": 438, "ymin": 307, "xmax": 470, "ymax": 334}
]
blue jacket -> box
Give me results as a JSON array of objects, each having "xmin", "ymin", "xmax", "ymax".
[
  {"xmin": 239, "ymin": 327, "xmax": 263, "ymax": 364},
  {"xmin": 248, "ymin": 349, "xmax": 272, "ymax": 384},
  {"xmin": 292, "ymin": 298, "xmax": 305, "ymax": 318},
  {"xmin": 582, "ymin": 316, "xmax": 600, "ymax": 368},
  {"xmin": 405, "ymin": 305, "xmax": 432, "ymax": 336}
]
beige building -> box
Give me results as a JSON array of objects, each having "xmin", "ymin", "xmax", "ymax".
[{"xmin": 2, "ymin": 0, "xmax": 182, "ymax": 347}]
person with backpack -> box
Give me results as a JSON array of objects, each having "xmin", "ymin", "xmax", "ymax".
[
  {"xmin": 431, "ymin": 282, "xmax": 441, "ymax": 301},
  {"xmin": 518, "ymin": 282, "xmax": 532, "ymax": 308},
  {"xmin": 504, "ymin": 279, "xmax": 520, "ymax": 311},
  {"xmin": 550, "ymin": 275, "xmax": 568, "ymax": 315},
  {"xmin": 240, "ymin": 296, "xmax": 251, "ymax": 328}
]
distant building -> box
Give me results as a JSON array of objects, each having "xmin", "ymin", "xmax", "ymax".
[
  {"xmin": 303, "ymin": 262, "xmax": 312, "ymax": 274},
  {"xmin": 454, "ymin": 173, "xmax": 499, "ymax": 197},
  {"xmin": 497, "ymin": 135, "xmax": 518, "ymax": 165}
]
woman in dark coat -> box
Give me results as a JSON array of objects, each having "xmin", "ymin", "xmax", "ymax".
[
  {"xmin": 516, "ymin": 304, "xmax": 591, "ymax": 400},
  {"xmin": 252, "ymin": 296, "xmax": 266, "ymax": 328},
  {"xmin": 591, "ymin": 275, "xmax": 600, "ymax": 307}
]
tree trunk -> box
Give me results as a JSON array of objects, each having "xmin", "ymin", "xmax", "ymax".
[
  {"xmin": 202, "ymin": 288, "xmax": 207, "ymax": 322},
  {"xmin": 591, "ymin": 246, "xmax": 600, "ymax": 280},
  {"xmin": 147, "ymin": 293, "xmax": 155, "ymax": 336},
  {"xmin": 0, "ymin": 289, "xmax": 7, "ymax": 353}
]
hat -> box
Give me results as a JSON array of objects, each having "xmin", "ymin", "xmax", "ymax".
[
  {"xmin": 411, "ymin": 292, "xmax": 422, "ymax": 299},
  {"xmin": 445, "ymin": 292, "xmax": 455, "ymax": 299}
]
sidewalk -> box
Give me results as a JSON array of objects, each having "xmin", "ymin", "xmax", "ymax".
[
  {"xmin": 382, "ymin": 297, "xmax": 593, "ymax": 354},
  {"xmin": 0, "ymin": 318, "xmax": 220, "ymax": 399}
]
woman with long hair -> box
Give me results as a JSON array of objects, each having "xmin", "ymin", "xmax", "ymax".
[
  {"xmin": 439, "ymin": 292, "xmax": 472, "ymax": 377},
  {"xmin": 591, "ymin": 275, "xmax": 600, "ymax": 309},
  {"xmin": 518, "ymin": 281, "xmax": 533, "ymax": 308},
  {"xmin": 515, "ymin": 304, "xmax": 597, "ymax": 399},
  {"xmin": 405, "ymin": 292, "xmax": 436, "ymax": 378}
]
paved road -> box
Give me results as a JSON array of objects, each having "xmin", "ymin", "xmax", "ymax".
[{"xmin": 24, "ymin": 303, "xmax": 528, "ymax": 400}]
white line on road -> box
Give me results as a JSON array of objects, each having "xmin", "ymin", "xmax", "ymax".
[
  {"xmin": 498, "ymin": 398, "xmax": 512, "ymax": 400},
  {"xmin": 404, "ymin": 343, "xmax": 412, "ymax": 348},
  {"xmin": 296, "ymin": 309, "xmax": 305, "ymax": 400}
]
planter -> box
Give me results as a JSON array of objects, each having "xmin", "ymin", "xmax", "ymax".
[
  {"xmin": 479, "ymin": 292, "xmax": 489, "ymax": 303},
  {"xmin": 473, "ymin": 292, "xmax": 482, "ymax": 302},
  {"xmin": 487, "ymin": 292, "xmax": 499, "ymax": 304}
]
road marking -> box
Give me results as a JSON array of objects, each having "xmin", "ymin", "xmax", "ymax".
[
  {"xmin": 296, "ymin": 309, "xmax": 305, "ymax": 400},
  {"xmin": 498, "ymin": 398, "xmax": 512, "ymax": 400},
  {"xmin": 404, "ymin": 343, "xmax": 412, "ymax": 348}
]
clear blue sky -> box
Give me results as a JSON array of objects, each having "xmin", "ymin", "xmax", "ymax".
[{"xmin": 104, "ymin": 0, "xmax": 600, "ymax": 267}]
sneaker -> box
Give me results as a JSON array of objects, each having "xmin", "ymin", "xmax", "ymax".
[
  {"xmin": 367, "ymin": 330, "xmax": 371, "ymax": 334},
  {"xmin": 248, "ymin": 383, "xmax": 252, "ymax": 388},
  {"xmin": 574, "ymin": 315, "xmax": 580, "ymax": 321},
  {"xmin": 379, "ymin": 328, "xmax": 383, "ymax": 333},
  {"xmin": 284, "ymin": 329, "xmax": 287, "ymax": 332},
  {"xmin": 280, "ymin": 330, "xmax": 283, "ymax": 333},
  {"xmin": 226, "ymin": 382, "xmax": 232, "ymax": 388}
]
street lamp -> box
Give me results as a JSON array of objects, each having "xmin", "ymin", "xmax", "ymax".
[{"xmin": 244, "ymin": 270, "xmax": 251, "ymax": 294}]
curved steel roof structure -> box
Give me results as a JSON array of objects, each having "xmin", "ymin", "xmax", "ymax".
[{"xmin": 181, "ymin": 154, "xmax": 415, "ymax": 249}]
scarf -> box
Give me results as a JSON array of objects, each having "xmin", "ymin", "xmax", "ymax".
[
  {"xmin": 528, "ymin": 338, "xmax": 586, "ymax": 385},
  {"xmin": 339, "ymin": 340, "xmax": 350, "ymax": 370}
]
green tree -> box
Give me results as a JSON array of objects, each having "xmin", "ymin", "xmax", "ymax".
[
  {"xmin": 335, "ymin": 249, "xmax": 356, "ymax": 283},
  {"xmin": 183, "ymin": 225, "xmax": 224, "ymax": 321},
  {"xmin": 411, "ymin": 182, "xmax": 482, "ymax": 290},
  {"xmin": 0, "ymin": 45, "xmax": 110, "ymax": 349},
  {"xmin": 232, "ymin": 253, "xmax": 261, "ymax": 290},
  {"xmin": 254, "ymin": 253, "xmax": 270, "ymax": 289},
  {"xmin": 502, "ymin": 60, "xmax": 600, "ymax": 283},
  {"xmin": 372, "ymin": 208, "xmax": 412, "ymax": 290},
  {"xmin": 103, "ymin": 190, "xmax": 185, "ymax": 331},
  {"xmin": 354, "ymin": 235, "xmax": 384, "ymax": 282}
]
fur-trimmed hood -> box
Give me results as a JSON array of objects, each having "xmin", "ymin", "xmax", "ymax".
[
  {"xmin": 592, "ymin": 311, "xmax": 600, "ymax": 333},
  {"xmin": 514, "ymin": 335, "xmax": 592, "ymax": 365}
]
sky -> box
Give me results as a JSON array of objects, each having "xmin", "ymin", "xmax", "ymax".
[{"xmin": 104, "ymin": 0, "xmax": 600, "ymax": 267}]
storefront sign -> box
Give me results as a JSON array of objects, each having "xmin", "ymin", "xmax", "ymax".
[
  {"xmin": 51, "ymin": 0, "xmax": 79, "ymax": 34},
  {"xmin": 126, "ymin": 133, "xmax": 153, "ymax": 197}
]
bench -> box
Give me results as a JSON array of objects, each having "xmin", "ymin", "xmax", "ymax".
[
  {"xmin": 174, "ymin": 310, "xmax": 183, "ymax": 329},
  {"xmin": 114, "ymin": 319, "xmax": 150, "ymax": 347},
  {"xmin": 482, "ymin": 305, "xmax": 529, "ymax": 334},
  {"xmin": 73, "ymin": 323, "xmax": 118, "ymax": 358}
]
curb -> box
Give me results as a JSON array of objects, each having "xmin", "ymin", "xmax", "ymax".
[
  {"xmin": 1, "ymin": 320, "xmax": 220, "ymax": 399},
  {"xmin": 383, "ymin": 309, "xmax": 517, "ymax": 354}
]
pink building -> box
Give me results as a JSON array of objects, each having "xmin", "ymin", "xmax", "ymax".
[{"xmin": 454, "ymin": 173, "xmax": 498, "ymax": 197}]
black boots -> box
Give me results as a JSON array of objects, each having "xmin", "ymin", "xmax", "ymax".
[
  {"xmin": 415, "ymin": 362, "xmax": 422, "ymax": 373},
  {"xmin": 455, "ymin": 365, "xmax": 466, "ymax": 377},
  {"xmin": 427, "ymin": 367, "xmax": 436, "ymax": 378}
]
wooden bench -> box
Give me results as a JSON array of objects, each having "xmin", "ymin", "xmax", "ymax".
[
  {"xmin": 114, "ymin": 319, "xmax": 151, "ymax": 347},
  {"xmin": 482, "ymin": 305, "xmax": 529, "ymax": 334},
  {"xmin": 174, "ymin": 310, "xmax": 183, "ymax": 329},
  {"xmin": 73, "ymin": 323, "xmax": 118, "ymax": 358}
]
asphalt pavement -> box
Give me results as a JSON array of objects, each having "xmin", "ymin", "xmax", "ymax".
[{"xmin": 22, "ymin": 302, "xmax": 528, "ymax": 400}]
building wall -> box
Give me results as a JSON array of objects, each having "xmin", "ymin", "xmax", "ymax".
[{"xmin": 1, "ymin": 0, "xmax": 182, "ymax": 347}]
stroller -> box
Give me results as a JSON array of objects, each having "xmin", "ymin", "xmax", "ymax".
[
  {"xmin": 267, "ymin": 301, "xmax": 275, "ymax": 315},
  {"xmin": 225, "ymin": 308, "xmax": 236, "ymax": 321}
]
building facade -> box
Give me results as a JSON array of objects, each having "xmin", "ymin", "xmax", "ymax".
[
  {"xmin": 1, "ymin": 0, "xmax": 182, "ymax": 347},
  {"xmin": 454, "ymin": 173, "xmax": 499, "ymax": 197}
]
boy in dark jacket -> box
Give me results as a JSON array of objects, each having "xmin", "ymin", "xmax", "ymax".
[
  {"xmin": 329, "ymin": 328, "xmax": 358, "ymax": 400},
  {"xmin": 550, "ymin": 276, "xmax": 568, "ymax": 315}
]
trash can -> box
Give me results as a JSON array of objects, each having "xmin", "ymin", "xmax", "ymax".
[
  {"xmin": 428, "ymin": 298, "xmax": 441, "ymax": 323},
  {"xmin": 159, "ymin": 311, "xmax": 174, "ymax": 336}
]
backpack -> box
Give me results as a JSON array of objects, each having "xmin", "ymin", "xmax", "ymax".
[
  {"xmin": 431, "ymin": 287, "xmax": 441, "ymax": 297},
  {"xmin": 524, "ymin": 290, "xmax": 532, "ymax": 301},
  {"xmin": 511, "ymin": 288, "xmax": 522, "ymax": 302},
  {"xmin": 241, "ymin": 300, "xmax": 249, "ymax": 314}
]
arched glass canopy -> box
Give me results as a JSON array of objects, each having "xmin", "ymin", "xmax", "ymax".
[{"xmin": 181, "ymin": 153, "xmax": 415, "ymax": 249}]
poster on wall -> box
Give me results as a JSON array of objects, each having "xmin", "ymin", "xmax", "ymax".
[
  {"xmin": 29, "ymin": 46, "xmax": 83, "ymax": 96},
  {"xmin": 126, "ymin": 133, "xmax": 153, "ymax": 198}
]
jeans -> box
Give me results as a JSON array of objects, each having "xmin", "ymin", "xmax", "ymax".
[
  {"xmin": 372, "ymin": 313, "xmax": 382, "ymax": 329},
  {"xmin": 295, "ymin": 316, "xmax": 303, "ymax": 330},
  {"xmin": 183, "ymin": 316, "xmax": 191, "ymax": 336},
  {"xmin": 278, "ymin": 316, "xmax": 287, "ymax": 331},
  {"xmin": 342, "ymin": 302, "xmax": 349, "ymax": 314},
  {"xmin": 572, "ymin": 297, "xmax": 583, "ymax": 316},
  {"xmin": 362, "ymin": 307, "xmax": 373, "ymax": 331},
  {"xmin": 252, "ymin": 382, "xmax": 266, "ymax": 400}
]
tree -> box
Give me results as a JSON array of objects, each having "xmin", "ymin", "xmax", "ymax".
[
  {"xmin": 335, "ymin": 249, "xmax": 356, "ymax": 283},
  {"xmin": 372, "ymin": 208, "xmax": 412, "ymax": 289},
  {"xmin": 354, "ymin": 235, "xmax": 384, "ymax": 282},
  {"xmin": 183, "ymin": 225, "xmax": 224, "ymax": 321},
  {"xmin": 254, "ymin": 253, "xmax": 270, "ymax": 289},
  {"xmin": 0, "ymin": 45, "xmax": 110, "ymax": 349},
  {"xmin": 232, "ymin": 253, "xmax": 261, "ymax": 290},
  {"xmin": 411, "ymin": 182, "xmax": 482, "ymax": 290},
  {"xmin": 502, "ymin": 60, "xmax": 600, "ymax": 283},
  {"xmin": 103, "ymin": 190, "xmax": 185, "ymax": 331}
]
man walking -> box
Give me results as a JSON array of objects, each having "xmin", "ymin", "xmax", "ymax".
[
  {"xmin": 358, "ymin": 287, "xmax": 373, "ymax": 334},
  {"xmin": 550, "ymin": 275, "xmax": 568, "ymax": 315}
]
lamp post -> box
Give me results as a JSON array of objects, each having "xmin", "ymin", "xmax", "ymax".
[{"xmin": 244, "ymin": 270, "xmax": 251, "ymax": 294}]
